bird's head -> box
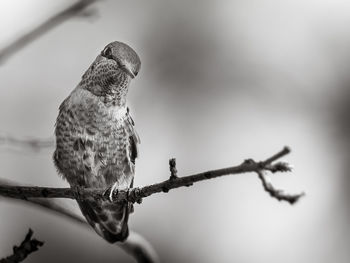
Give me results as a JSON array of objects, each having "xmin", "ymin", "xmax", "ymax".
[
  {"xmin": 81, "ymin": 41, "xmax": 141, "ymax": 104},
  {"xmin": 98, "ymin": 41, "xmax": 141, "ymax": 79}
]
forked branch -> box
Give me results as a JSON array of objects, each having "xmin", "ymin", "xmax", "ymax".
[{"xmin": 0, "ymin": 146, "xmax": 304, "ymax": 205}]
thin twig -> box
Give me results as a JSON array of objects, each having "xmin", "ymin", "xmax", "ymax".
[
  {"xmin": 0, "ymin": 0, "xmax": 99, "ymax": 63},
  {"xmin": 0, "ymin": 229, "xmax": 43, "ymax": 263},
  {"xmin": 260, "ymin": 146, "xmax": 291, "ymax": 166},
  {"xmin": 256, "ymin": 170, "xmax": 304, "ymax": 204},
  {"xmin": 0, "ymin": 147, "xmax": 304, "ymax": 205},
  {"xmin": 169, "ymin": 158, "xmax": 178, "ymax": 180}
]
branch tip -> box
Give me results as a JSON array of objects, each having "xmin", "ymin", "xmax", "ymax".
[
  {"xmin": 261, "ymin": 146, "xmax": 291, "ymax": 166},
  {"xmin": 283, "ymin": 146, "xmax": 291, "ymax": 154},
  {"xmin": 169, "ymin": 158, "xmax": 178, "ymax": 180},
  {"xmin": 257, "ymin": 171, "xmax": 303, "ymax": 204}
]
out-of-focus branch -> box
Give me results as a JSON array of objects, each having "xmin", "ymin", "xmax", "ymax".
[
  {"xmin": 120, "ymin": 232, "xmax": 160, "ymax": 263},
  {"xmin": 0, "ymin": 134, "xmax": 54, "ymax": 152},
  {"xmin": 0, "ymin": 229, "xmax": 43, "ymax": 263},
  {"xmin": 0, "ymin": 180, "xmax": 160, "ymax": 263},
  {"xmin": 0, "ymin": 0, "xmax": 99, "ymax": 63},
  {"xmin": 0, "ymin": 147, "xmax": 304, "ymax": 205}
]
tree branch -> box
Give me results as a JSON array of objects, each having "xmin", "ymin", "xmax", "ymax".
[
  {"xmin": 0, "ymin": 0, "xmax": 99, "ymax": 63},
  {"xmin": 0, "ymin": 229, "xmax": 44, "ymax": 263},
  {"xmin": 0, "ymin": 134, "xmax": 53, "ymax": 152},
  {"xmin": 0, "ymin": 146, "xmax": 304, "ymax": 205},
  {"xmin": 0, "ymin": 180, "xmax": 159, "ymax": 263},
  {"xmin": 0, "ymin": 146, "xmax": 301, "ymax": 262}
]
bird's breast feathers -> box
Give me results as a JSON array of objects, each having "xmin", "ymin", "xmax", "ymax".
[
  {"xmin": 54, "ymin": 86, "xmax": 139, "ymax": 186},
  {"xmin": 64, "ymin": 87, "xmax": 128, "ymax": 123}
]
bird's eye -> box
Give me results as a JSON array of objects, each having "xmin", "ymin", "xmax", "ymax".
[
  {"xmin": 102, "ymin": 47, "xmax": 113, "ymax": 59},
  {"xmin": 134, "ymin": 71, "xmax": 138, "ymax": 76}
]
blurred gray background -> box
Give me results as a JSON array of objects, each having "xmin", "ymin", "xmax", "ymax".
[{"xmin": 0, "ymin": 0, "xmax": 349, "ymax": 262}]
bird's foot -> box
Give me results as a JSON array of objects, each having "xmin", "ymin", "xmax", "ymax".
[
  {"xmin": 109, "ymin": 182, "xmax": 119, "ymax": 202},
  {"xmin": 73, "ymin": 186, "xmax": 84, "ymax": 200}
]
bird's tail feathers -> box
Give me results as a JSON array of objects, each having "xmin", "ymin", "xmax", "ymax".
[{"xmin": 78, "ymin": 199, "xmax": 130, "ymax": 243}]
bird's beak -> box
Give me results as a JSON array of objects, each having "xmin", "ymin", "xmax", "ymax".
[{"xmin": 121, "ymin": 63, "xmax": 135, "ymax": 79}]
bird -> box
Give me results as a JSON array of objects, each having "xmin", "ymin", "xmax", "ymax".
[{"xmin": 53, "ymin": 41, "xmax": 141, "ymax": 243}]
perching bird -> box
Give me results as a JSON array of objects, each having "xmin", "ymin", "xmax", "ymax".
[{"xmin": 53, "ymin": 41, "xmax": 141, "ymax": 242}]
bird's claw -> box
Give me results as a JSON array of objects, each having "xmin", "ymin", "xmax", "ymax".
[{"xmin": 109, "ymin": 182, "xmax": 119, "ymax": 202}]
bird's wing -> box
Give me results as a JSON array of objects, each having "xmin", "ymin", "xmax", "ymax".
[
  {"xmin": 126, "ymin": 107, "xmax": 140, "ymax": 167},
  {"xmin": 54, "ymin": 91, "xmax": 104, "ymax": 186}
]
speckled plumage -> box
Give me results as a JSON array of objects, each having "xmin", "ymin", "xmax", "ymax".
[{"xmin": 53, "ymin": 41, "xmax": 141, "ymax": 243}]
